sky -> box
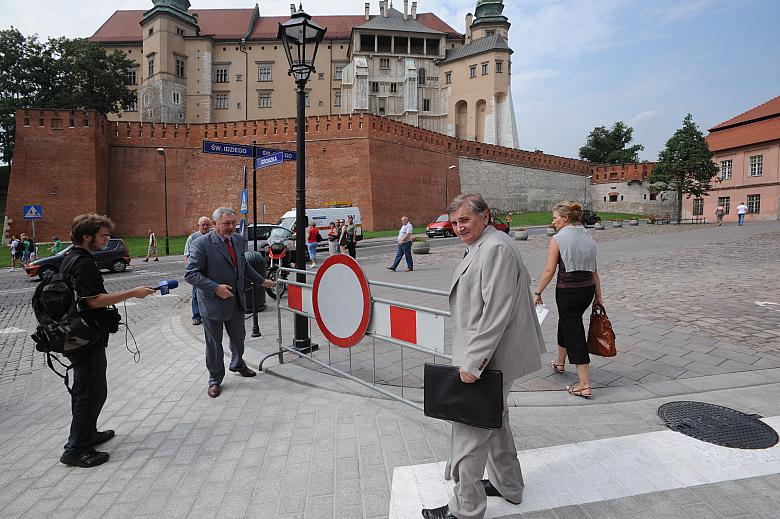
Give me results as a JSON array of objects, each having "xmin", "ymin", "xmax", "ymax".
[{"xmin": 2, "ymin": 0, "xmax": 778, "ymax": 161}]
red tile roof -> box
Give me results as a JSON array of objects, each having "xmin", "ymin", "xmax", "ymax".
[
  {"xmin": 92, "ymin": 10, "xmax": 459, "ymax": 43},
  {"xmin": 709, "ymin": 95, "xmax": 780, "ymax": 131},
  {"xmin": 707, "ymin": 116, "xmax": 780, "ymax": 152}
]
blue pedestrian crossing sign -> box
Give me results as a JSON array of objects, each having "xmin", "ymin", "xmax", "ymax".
[
  {"xmin": 23, "ymin": 205, "xmax": 42, "ymax": 220},
  {"xmin": 240, "ymin": 189, "xmax": 249, "ymax": 214}
]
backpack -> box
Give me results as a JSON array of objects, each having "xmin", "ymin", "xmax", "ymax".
[{"xmin": 31, "ymin": 253, "xmax": 109, "ymax": 392}]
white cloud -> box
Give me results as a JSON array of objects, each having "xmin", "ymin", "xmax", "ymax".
[{"xmin": 631, "ymin": 110, "xmax": 658, "ymax": 124}]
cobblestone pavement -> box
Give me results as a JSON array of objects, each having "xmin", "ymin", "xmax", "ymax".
[{"xmin": 0, "ymin": 223, "xmax": 779, "ymax": 518}]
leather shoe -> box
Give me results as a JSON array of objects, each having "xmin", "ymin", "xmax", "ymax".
[
  {"xmin": 229, "ymin": 366, "xmax": 256, "ymax": 377},
  {"xmin": 421, "ymin": 505, "xmax": 457, "ymax": 519},
  {"xmin": 207, "ymin": 383, "xmax": 221, "ymax": 398},
  {"xmin": 482, "ymin": 479, "xmax": 521, "ymax": 505},
  {"xmin": 93, "ymin": 430, "xmax": 115, "ymax": 446},
  {"xmin": 59, "ymin": 449, "xmax": 109, "ymax": 468},
  {"xmin": 192, "ymin": 318, "xmax": 202, "ymax": 325}
]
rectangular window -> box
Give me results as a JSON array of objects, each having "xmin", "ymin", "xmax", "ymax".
[
  {"xmin": 126, "ymin": 69, "xmax": 137, "ymax": 85},
  {"xmin": 718, "ymin": 196, "xmax": 730, "ymax": 214},
  {"xmin": 495, "ymin": 61, "xmax": 503, "ymax": 73},
  {"xmin": 485, "ymin": 30, "xmax": 496, "ymax": 37},
  {"xmin": 215, "ymin": 94, "xmax": 228, "ymax": 110},
  {"xmin": 469, "ymin": 65, "xmax": 476, "ymax": 78},
  {"xmin": 215, "ymin": 67, "xmax": 229, "ymax": 83},
  {"xmin": 258, "ymin": 92, "xmax": 271, "ymax": 108},
  {"xmin": 423, "ymin": 98, "xmax": 430, "ymax": 112},
  {"xmin": 334, "ymin": 90, "xmax": 341, "ymax": 107},
  {"xmin": 235, "ymin": 74, "xmax": 243, "ymax": 82},
  {"xmin": 692, "ymin": 198, "xmax": 704, "ymax": 216},
  {"xmin": 147, "ymin": 58, "xmax": 154, "ymax": 78},
  {"xmin": 749, "ymin": 155, "xmax": 763, "ymax": 176},
  {"xmin": 649, "ymin": 192, "xmax": 657, "ymax": 201},
  {"xmin": 172, "ymin": 92, "xmax": 181, "ymax": 104},
  {"xmin": 481, "ymin": 62, "xmax": 489, "ymax": 75},
  {"xmin": 258, "ymin": 64, "xmax": 272, "ymax": 82},
  {"xmin": 418, "ymin": 68, "xmax": 426, "ymax": 86},
  {"xmin": 445, "ymin": 71, "xmax": 452, "ymax": 84},
  {"xmin": 335, "ymin": 64, "xmax": 344, "ymax": 80},
  {"xmin": 379, "ymin": 57, "xmax": 390, "ymax": 69},
  {"xmin": 175, "ymin": 27, "xmax": 184, "ymax": 36},
  {"xmin": 370, "ymin": 82, "xmax": 379, "ymax": 93},
  {"xmin": 175, "ymin": 57, "xmax": 185, "ymax": 78},
  {"xmin": 389, "ymin": 83, "xmax": 397, "ymax": 94},
  {"xmin": 305, "ymin": 92, "xmax": 310, "ymax": 107},
  {"xmin": 124, "ymin": 97, "xmax": 137, "ymax": 112},
  {"xmin": 747, "ymin": 194, "xmax": 760, "ymax": 213},
  {"xmin": 719, "ymin": 159, "xmax": 733, "ymax": 180},
  {"xmin": 318, "ymin": 72, "xmax": 325, "ymax": 80}
]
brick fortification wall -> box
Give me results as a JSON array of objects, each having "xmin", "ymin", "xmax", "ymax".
[{"xmin": 7, "ymin": 109, "xmax": 593, "ymax": 240}]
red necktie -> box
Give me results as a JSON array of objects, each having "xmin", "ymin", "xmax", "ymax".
[{"xmin": 225, "ymin": 238, "xmax": 238, "ymax": 269}]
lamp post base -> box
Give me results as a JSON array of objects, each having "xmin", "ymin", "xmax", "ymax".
[{"xmin": 292, "ymin": 339, "xmax": 319, "ymax": 354}]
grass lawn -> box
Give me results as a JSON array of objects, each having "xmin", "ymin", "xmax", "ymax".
[{"xmin": 507, "ymin": 211, "xmax": 646, "ymax": 227}]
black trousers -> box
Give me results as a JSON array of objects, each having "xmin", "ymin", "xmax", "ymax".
[
  {"xmin": 345, "ymin": 241, "xmax": 356, "ymax": 258},
  {"xmin": 64, "ymin": 340, "xmax": 108, "ymax": 454},
  {"xmin": 556, "ymin": 285, "xmax": 596, "ymax": 365}
]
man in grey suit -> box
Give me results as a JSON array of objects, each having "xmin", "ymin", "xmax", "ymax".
[
  {"xmin": 423, "ymin": 194, "xmax": 545, "ymax": 519},
  {"xmin": 185, "ymin": 207, "xmax": 274, "ymax": 398}
]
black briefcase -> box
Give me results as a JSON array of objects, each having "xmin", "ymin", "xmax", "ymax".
[{"xmin": 423, "ymin": 363, "xmax": 503, "ymax": 430}]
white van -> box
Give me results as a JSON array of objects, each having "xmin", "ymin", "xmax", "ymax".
[{"xmin": 277, "ymin": 207, "xmax": 363, "ymax": 242}]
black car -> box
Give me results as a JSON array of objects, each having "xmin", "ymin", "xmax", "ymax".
[
  {"xmin": 25, "ymin": 239, "xmax": 131, "ymax": 279},
  {"xmin": 581, "ymin": 210, "xmax": 601, "ymax": 226}
]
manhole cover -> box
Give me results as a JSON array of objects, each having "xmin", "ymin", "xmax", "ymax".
[{"xmin": 658, "ymin": 401, "xmax": 778, "ymax": 449}]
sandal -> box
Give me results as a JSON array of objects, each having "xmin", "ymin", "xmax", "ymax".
[
  {"xmin": 566, "ymin": 385, "xmax": 592, "ymax": 399},
  {"xmin": 550, "ymin": 360, "xmax": 565, "ymax": 374}
]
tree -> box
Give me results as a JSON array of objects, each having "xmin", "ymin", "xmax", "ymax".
[
  {"xmin": 649, "ymin": 114, "xmax": 718, "ymax": 223},
  {"xmin": 0, "ymin": 29, "xmax": 135, "ymax": 165},
  {"xmin": 579, "ymin": 121, "xmax": 644, "ymax": 164}
]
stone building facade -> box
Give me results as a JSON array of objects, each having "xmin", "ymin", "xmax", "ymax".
[
  {"xmin": 590, "ymin": 163, "xmax": 677, "ymax": 216},
  {"xmin": 92, "ymin": 0, "xmax": 518, "ymax": 148}
]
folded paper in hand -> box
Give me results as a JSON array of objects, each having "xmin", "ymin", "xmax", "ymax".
[{"xmin": 536, "ymin": 304, "xmax": 549, "ymax": 324}]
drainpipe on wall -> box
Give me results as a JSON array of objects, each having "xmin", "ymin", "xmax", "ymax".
[{"xmin": 239, "ymin": 38, "xmax": 248, "ymax": 121}]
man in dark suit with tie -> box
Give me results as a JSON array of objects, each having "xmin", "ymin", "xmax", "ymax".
[{"xmin": 185, "ymin": 207, "xmax": 274, "ymax": 398}]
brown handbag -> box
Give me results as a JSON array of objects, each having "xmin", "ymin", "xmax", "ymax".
[{"xmin": 587, "ymin": 303, "xmax": 616, "ymax": 357}]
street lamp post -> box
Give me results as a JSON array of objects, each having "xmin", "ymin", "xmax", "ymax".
[
  {"xmin": 279, "ymin": 5, "xmax": 326, "ymax": 354},
  {"xmin": 156, "ymin": 148, "xmax": 170, "ymax": 255},
  {"xmin": 446, "ymin": 165, "xmax": 456, "ymax": 211}
]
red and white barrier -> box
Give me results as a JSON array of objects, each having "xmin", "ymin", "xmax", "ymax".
[{"xmin": 368, "ymin": 302, "xmax": 445, "ymax": 354}]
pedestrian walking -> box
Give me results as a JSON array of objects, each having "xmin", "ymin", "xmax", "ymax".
[
  {"xmin": 59, "ymin": 213, "xmax": 154, "ymax": 467},
  {"xmin": 50, "ymin": 236, "xmax": 63, "ymax": 254},
  {"xmin": 306, "ymin": 220, "xmax": 319, "ymax": 268},
  {"xmin": 327, "ymin": 221, "xmax": 340, "ymax": 256},
  {"xmin": 715, "ymin": 204, "xmax": 725, "ymax": 226},
  {"xmin": 387, "ymin": 216, "xmax": 413, "ymax": 272},
  {"xmin": 343, "ymin": 215, "xmax": 357, "ymax": 259},
  {"xmin": 736, "ymin": 202, "xmax": 748, "ymax": 226},
  {"xmin": 534, "ymin": 201, "xmax": 603, "ymax": 399},
  {"xmin": 184, "ymin": 216, "xmax": 212, "ymax": 325},
  {"xmin": 8, "ymin": 235, "xmax": 21, "ymax": 270},
  {"xmin": 506, "ymin": 212, "xmax": 512, "ymax": 229},
  {"xmin": 184, "ymin": 207, "xmax": 274, "ymax": 398},
  {"xmin": 20, "ymin": 234, "xmax": 32, "ymax": 264},
  {"xmin": 143, "ymin": 229, "xmax": 158, "ymax": 261},
  {"xmin": 422, "ymin": 194, "xmax": 544, "ymax": 519}
]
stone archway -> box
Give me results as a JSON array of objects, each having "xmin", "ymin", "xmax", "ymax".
[
  {"xmin": 475, "ymin": 99, "xmax": 486, "ymax": 142},
  {"xmin": 455, "ymin": 100, "xmax": 468, "ymax": 140}
]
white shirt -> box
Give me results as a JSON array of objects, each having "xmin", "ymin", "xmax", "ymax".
[
  {"xmin": 397, "ymin": 222, "xmax": 413, "ymax": 244},
  {"xmin": 736, "ymin": 204, "xmax": 748, "ymax": 215}
]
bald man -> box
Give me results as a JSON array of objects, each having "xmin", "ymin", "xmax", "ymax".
[
  {"xmin": 184, "ymin": 216, "xmax": 212, "ymax": 325},
  {"xmin": 387, "ymin": 216, "xmax": 414, "ymax": 272}
]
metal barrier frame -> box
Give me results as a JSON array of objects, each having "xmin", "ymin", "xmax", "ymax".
[{"xmin": 259, "ymin": 265, "xmax": 451, "ymax": 412}]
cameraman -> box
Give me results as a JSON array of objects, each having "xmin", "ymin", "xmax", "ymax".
[{"xmin": 59, "ymin": 213, "xmax": 154, "ymax": 468}]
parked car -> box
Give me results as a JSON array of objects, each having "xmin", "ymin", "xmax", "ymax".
[
  {"xmin": 491, "ymin": 216, "xmax": 510, "ymax": 234},
  {"xmin": 426, "ymin": 214, "xmax": 454, "ymax": 238},
  {"xmin": 581, "ymin": 210, "xmax": 601, "ymax": 226},
  {"xmin": 24, "ymin": 238, "xmax": 131, "ymax": 280}
]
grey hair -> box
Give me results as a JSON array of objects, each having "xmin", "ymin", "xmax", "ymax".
[
  {"xmin": 212, "ymin": 207, "xmax": 237, "ymax": 221},
  {"xmin": 448, "ymin": 193, "xmax": 490, "ymax": 217}
]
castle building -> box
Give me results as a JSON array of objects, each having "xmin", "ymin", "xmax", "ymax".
[{"xmin": 90, "ymin": 0, "xmax": 518, "ymax": 147}]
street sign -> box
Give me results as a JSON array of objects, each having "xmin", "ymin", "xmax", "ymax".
[
  {"xmin": 239, "ymin": 189, "xmax": 249, "ymax": 214},
  {"xmin": 202, "ymin": 140, "xmax": 253, "ymax": 157},
  {"xmin": 23, "ymin": 205, "xmax": 42, "ymax": 220},
  {"xmin": 255, "ymin": 152, "xmax": 284, "ymax": 169},
  {"xmin": 258, "ymin": 147, "xmax": 296, "ymax": 161}
]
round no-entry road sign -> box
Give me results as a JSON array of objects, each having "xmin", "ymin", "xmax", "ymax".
[{"xmin": 312, "ymin": 254, "xmax": 371, "ymax": 348}]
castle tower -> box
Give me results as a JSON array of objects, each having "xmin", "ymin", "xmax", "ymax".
[
  {"xmin": 139, "ymin": 0, "xmax": 198, "ymax": 123},
  {"xmin": 440, "ymin": 0, "xmax": 517, "ymax": 148}
]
